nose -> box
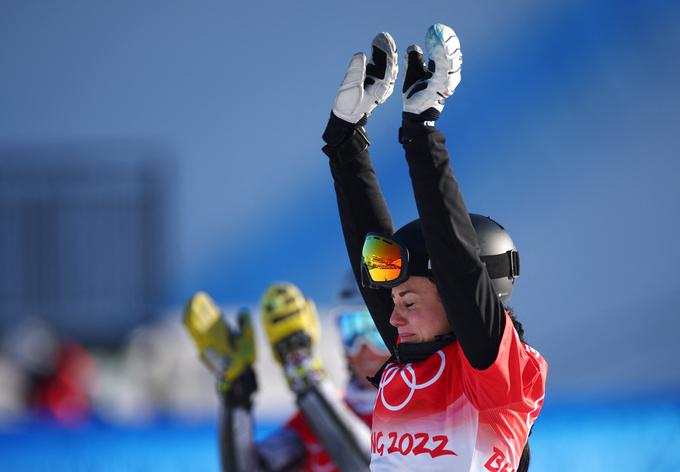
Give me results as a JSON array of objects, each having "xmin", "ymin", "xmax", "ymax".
[{"xmin": 389, "ymin": 305, "xmax": 406, "ymax": 327}]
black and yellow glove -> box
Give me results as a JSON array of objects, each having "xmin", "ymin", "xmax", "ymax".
[
  {"xmin": 260, "ymin": 283, "xmax": 325, "ymax": 393},
  {"xmin": 183, "ymin": 292, "xmax": 257, "ymax": 400}
]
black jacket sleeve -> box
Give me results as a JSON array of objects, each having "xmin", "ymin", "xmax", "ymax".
[
  {"xmin": 400, "ymin": 122, "xmax": 506, "ymax": 370},
  {"xmin": 322, "ymin": 113, "xmax": 398, "ymax": 348}
]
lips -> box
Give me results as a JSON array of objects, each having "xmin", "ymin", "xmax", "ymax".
[{"xmin": 399, "ymin": 333, "xmax": 416, "ymax": 341}]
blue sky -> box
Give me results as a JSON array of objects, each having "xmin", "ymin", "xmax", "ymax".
[{"xmin": 2, "ymin": 0, "xmax": 679, "ymax": 393}]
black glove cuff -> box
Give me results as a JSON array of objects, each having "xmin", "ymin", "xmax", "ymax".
[
  {"xmin": 322, "ymin": 112, "xmax": 368, "ymax": 147},
  {"xmin": 399, "ymin": 122, "xmax": 437, "ymax": 145},
  {"xmin": 322, "ymin": 112, "xmax": 370, "ymax": 161},
  {"xmin": 223, "ymin": 367, "xmax": 258, "ymax": 410},
  {"xmin": 402, "ymin": 108, "xmax": 441, "ymax": 124},
  {"xmin": 400, "ymin": 107, "xmax": 444, "ymax": 144}
]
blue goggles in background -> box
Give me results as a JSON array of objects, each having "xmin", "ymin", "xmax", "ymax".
[{"xmin": 336, "ymin": 309, "xmax": 388, "ymax": 356}]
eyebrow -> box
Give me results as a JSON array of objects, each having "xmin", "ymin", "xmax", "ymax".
[{"xmin": 392, "ymin": 290, "xmax": 414, "ymax": 299}]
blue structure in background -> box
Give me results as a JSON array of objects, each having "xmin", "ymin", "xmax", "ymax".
[{"xmin": 0, "ymin": 142, "xmax": 174, "ymax": 345}]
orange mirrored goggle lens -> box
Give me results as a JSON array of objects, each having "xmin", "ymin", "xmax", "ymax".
[{"xmin": 362, "ymin": 235, "xmax": 403, "ymax": 283}]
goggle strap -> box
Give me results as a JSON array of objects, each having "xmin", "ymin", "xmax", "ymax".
[{"xmin": 481, "ymin": 250, "xmax": 520, "ymax": 279}]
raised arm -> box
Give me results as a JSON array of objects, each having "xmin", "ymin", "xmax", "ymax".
[
  {"xmin": 400, "ymin": 24, "xmax": 505, "ymax": 369},
  {"xmin": 261, "ymin": 283, "xmax": 371, "ymax": 472},
  {"xmin": 183, "ymin": 293, "xmax": 261, "ymax": 471},
  {"xmin": 322, "ymin": 32, "xmax": 399, "ymax": 348}
]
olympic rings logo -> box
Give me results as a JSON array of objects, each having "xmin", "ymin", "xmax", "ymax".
[{"xmin": 378, "ymin": 350, "xmax": 446, "ymax": 411}]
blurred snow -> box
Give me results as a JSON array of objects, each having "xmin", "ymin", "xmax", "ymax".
[{"xmin": 83, "ymin": 306, "xmax": 350, "ymax": 424}]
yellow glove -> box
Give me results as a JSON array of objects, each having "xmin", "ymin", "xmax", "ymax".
[
  {"xmin": 260, "ymin": 283, "xmax": 325, "ymax": 392},
  {"xmin": 260, "ymin": 283, "xmax": 320, "ymax": 363},
  {"xmin": 183, "ymin": 291, "xmax": 256, "ymax": 393}
]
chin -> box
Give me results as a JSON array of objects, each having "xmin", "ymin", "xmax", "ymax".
[{"xmin": 399, "ymin": 334, "xmax": 418, "ymax": 342}]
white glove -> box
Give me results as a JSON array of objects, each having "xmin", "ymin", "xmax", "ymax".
[
  {"xmin": 403, "ymin": 23, "xmax": 463, "ymax": 117},
  {"xmin": 332, "ymin": 32, "xmax": 398, "ymax": 124}
]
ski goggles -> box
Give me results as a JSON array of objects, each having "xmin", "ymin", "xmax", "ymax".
[
  {"xmin": 336, "ymin": 309, "xmax": 388, "ymax": 357},
  {"xmin": 361, "ymin": 233, "xmax": 412, "ymax": 288},
  {"xmin": 362, "ymin": 232, "xmax": 520, "ymax": 289}
]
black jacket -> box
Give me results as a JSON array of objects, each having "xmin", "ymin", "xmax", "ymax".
[{"xmin": 322, "ymin": 114, "xmax": 505, "ymax": 370}]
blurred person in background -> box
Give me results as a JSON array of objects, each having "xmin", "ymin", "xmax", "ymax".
[
  {"xmin": 183, "ymin": 278, "xmax": 390, "ymax": 472},
  {"xmin": 333, "ymin": 272, "xmax": 393, "ymax": 421},
  {"xmin": 321, "ymin": 25, "xmax": 547, "ymax": 471},
  {"xmin": 0, "ymin": 352, "xmax": 26, "ymax": 422},
  {"xmin": 1, "ymin": 317, "xmax": 95, "ymax": 425}
]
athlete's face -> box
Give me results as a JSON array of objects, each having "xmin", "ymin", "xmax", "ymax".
[{"xmin": 389, "ymin": 276, "xmax": 451, "ymax": 343}]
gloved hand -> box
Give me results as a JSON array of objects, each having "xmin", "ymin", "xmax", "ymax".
[
  {"xmin": 260, "ymin": 283, "xmax": 325, "ymax": 394},
  {"xmin": 332, "ymin": 32, "xmax": 398, "ymax": 125},
  {"xmin": 403, "ymin": 23, "xmax": 463, "ymax": 122},
  {"xmin": 183, "ymin": 292, "xmax": 256, "ymax": 396}
]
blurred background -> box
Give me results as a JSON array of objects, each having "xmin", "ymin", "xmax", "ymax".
[{"xmin": 1, "ymin": 0, "xmax": 679, "ymax": 470}]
